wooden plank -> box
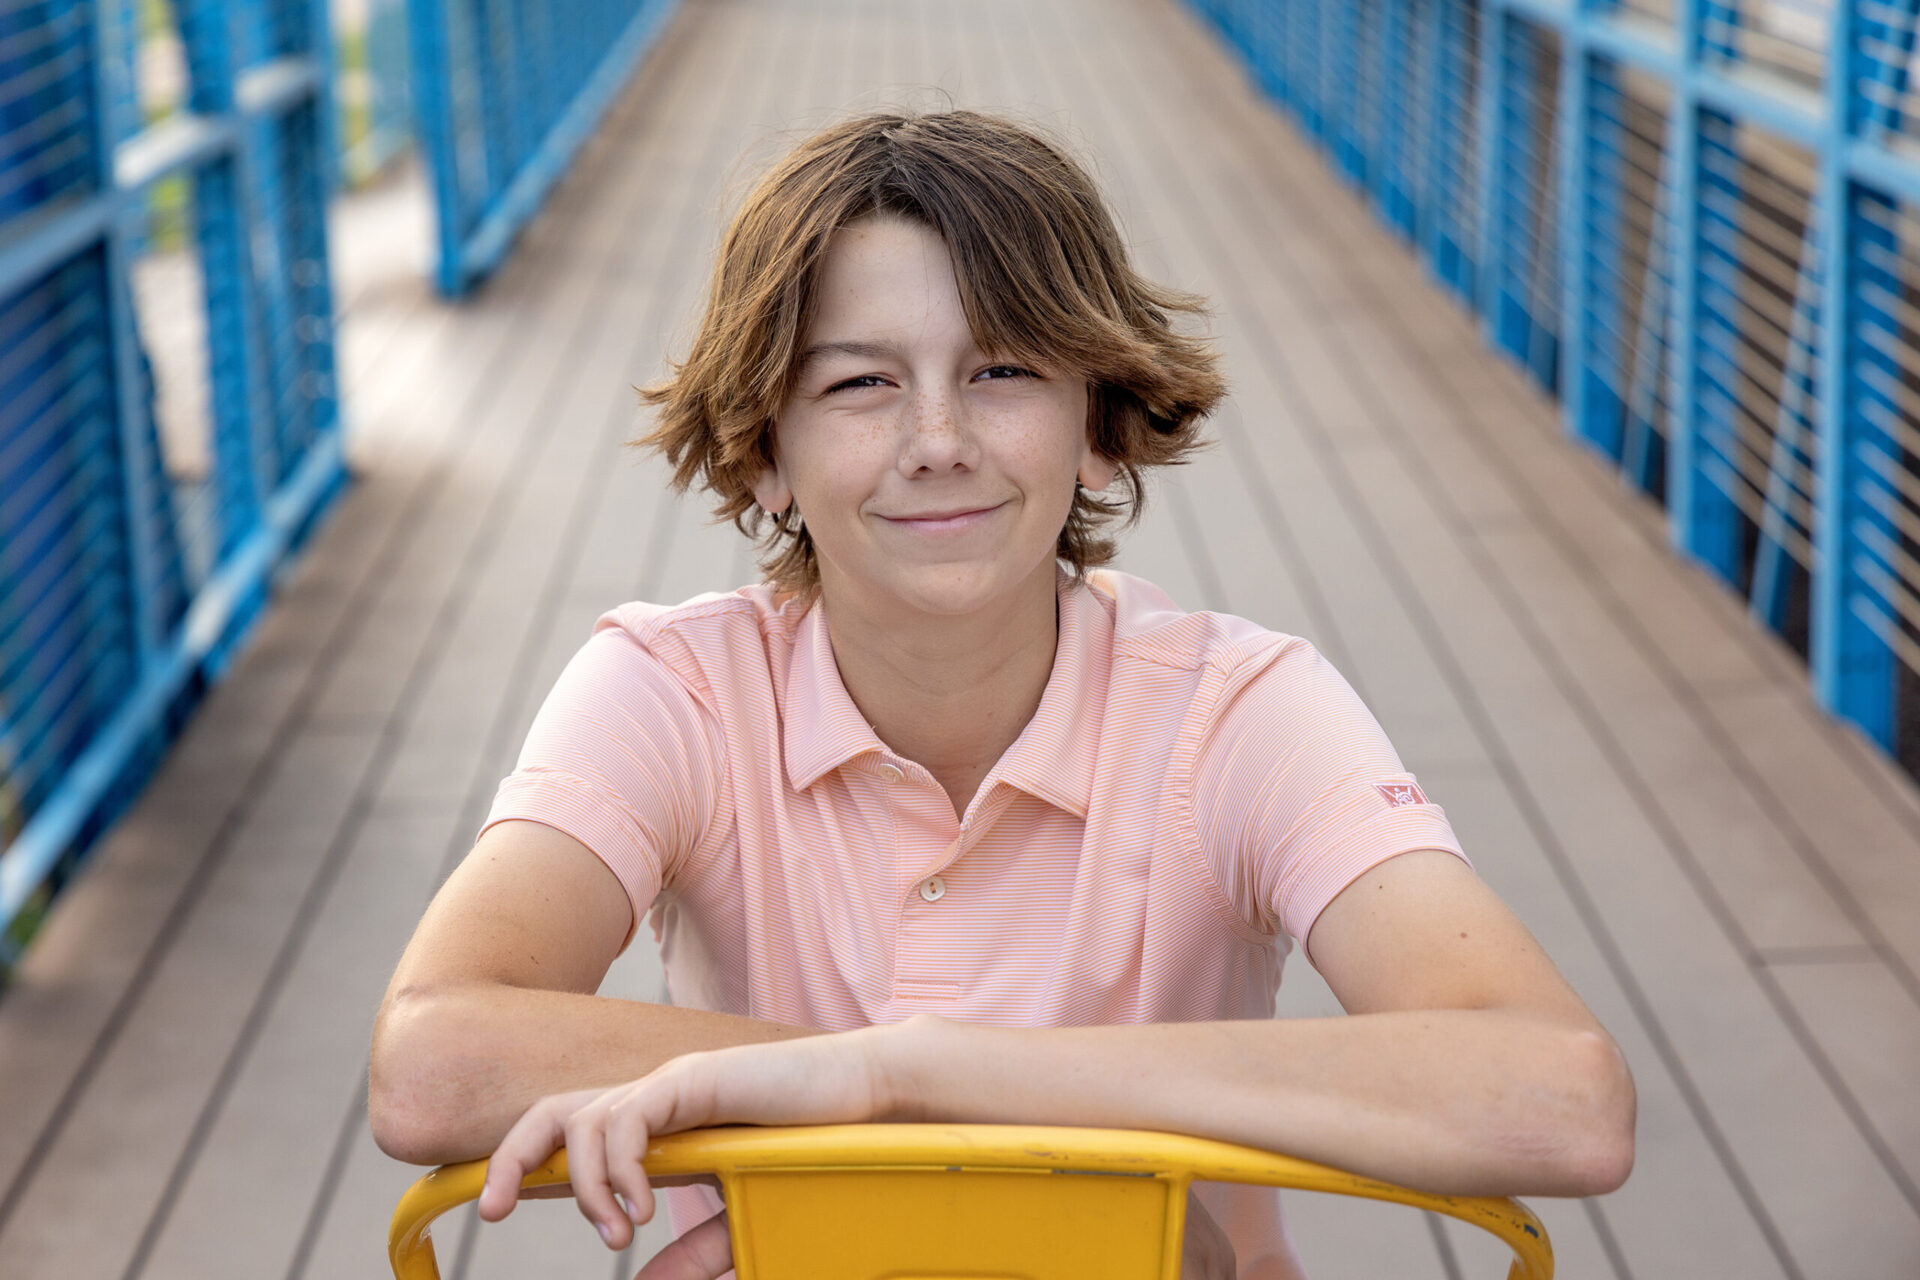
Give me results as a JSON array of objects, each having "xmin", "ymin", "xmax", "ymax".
[
  {"xmin": 1018, "ymin": 14, "xmax": 1486, "ymax": 778},
  {"xmin": 1052, "ymin": 62, "xmax": 1482, "ymax": 782},
  {"xmin": 130, "ymin": 801, "xmax": 456, "ymax": 1280},
  {"xmin": 472, "ymin": 11, "xmax": 861, "ymax": 1274},
  {"xmin": 367, "ymin": 117, "xmax": 716, "ymax": 808},
  {"xmin": 0, "ymin": 725, "xmax": 382, "ymax": 1280},
  {"xmin": 567, "ymin": 450, "xmax": 683, "ymax": 602},
  {"xmin": 1152, "ymin": 0, "xmax": 1920, "ymax": 1182},
  {"xmin": 1440, "ymin": 511, "xmax": 1867, "ymax": 952},
  {"xmin": 1708, "ymin": 683, "xmax": 1920, "ymax": 993},
  {"xmin": 1172, "ymin": 445, "xmax": 1327, "ymax": 644},
  {"xmin": 1767, "ymin": 959, "xmax": 1920, "ymax": 1195},
  {"xmin": 282, "ymin": 843, "xmax": 667, "ymax": 1280}
]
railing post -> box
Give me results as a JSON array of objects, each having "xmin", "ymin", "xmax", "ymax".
[
  {"xmin": 1663, "ymin": 0, "xmax": 1739, "ymax": 582},
  {"xmin": 1474, "ymin": 0, "xmax": 1507, "ymax": 324},
  {"xmin": 407, "ymin": 0, "xmax": 469, "ymax": 295},
  {"xmin": 1302, "ymin": 0, "xmax": 1327, "ymax": 141},
  {"xmin": 88, "ymin": 0, "xmax": 169, "ymax": 675},
  {"xmin": 1565, "ymin": 19, "xmax": 1624, "ymax": 459},
  {"xmin": 1331, "ymin": 0, "xmax": 1365, "ymax": 183},
  {"xmin": 1812, "ymin": 0, "xmax": 1897, "ymax": 746}
]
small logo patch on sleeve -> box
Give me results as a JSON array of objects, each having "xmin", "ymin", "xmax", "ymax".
[{"xmin": 1375, "ymin": 781, "xmax": 1429, "ymax": 807}]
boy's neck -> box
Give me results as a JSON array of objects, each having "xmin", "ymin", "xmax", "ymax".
[{"xmin": 819, "ymin": 561, "xmax": 1061, "ymax": 821}]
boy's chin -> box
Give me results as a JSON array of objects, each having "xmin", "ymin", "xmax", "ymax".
[{"xmin": 859, "ymin": 559, "xmax": 1052, "ymax": 620}]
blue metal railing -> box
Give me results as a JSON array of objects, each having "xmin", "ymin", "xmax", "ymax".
[
  {"xmin": 406, "ymin": 0, "xmax": 679, "ymax": 295},
  {"xmin": 0, "ymin": 0, "xmax": 683, "ymax": 959},
  {"xmin": 1192, "ymin": 0, "xmax": 1920, "ymax": 770},
  {"xmin": 0, "ymin": 0, "xmax": 346, "ymax": 948}
]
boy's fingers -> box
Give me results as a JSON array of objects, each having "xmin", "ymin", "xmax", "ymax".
[
  {"xmin": 478, "ymin": 1097, "xmax": 568, "ymax": 1221},
  {"xmin": 565, "ymin": 1102, "xmax": 629, "ymax": 1249},
  {"xmin": 633, "ymin": 1209, "xmax": 732, "ymax": 1280},
  {"xmin": 603, "ymin": 1099, "xmax": 656, "ymax": 1227}
]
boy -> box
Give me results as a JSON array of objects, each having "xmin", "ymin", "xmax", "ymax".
[{"xmin": 370, "ymin": 110, "xmax": 1633, "ymax": 1279}]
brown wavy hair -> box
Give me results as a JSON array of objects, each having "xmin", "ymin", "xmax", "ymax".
[{"xmin": 635, "ymin": 109, "xmax": 1226, "ymax": 594}]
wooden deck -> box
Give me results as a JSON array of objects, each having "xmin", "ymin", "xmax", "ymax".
[{"xmin": 5, "ymin": 0, "xmax": 1920, "ymax": 1275}]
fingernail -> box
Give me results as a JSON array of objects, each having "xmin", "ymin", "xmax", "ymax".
[
  {"xmin": 597, "ymin": 1220, "xmax": 612, "ymax": 1245},
  {"xmin": 616, "ymin": 1193, "xmax": 638, "ymax": 1222}
]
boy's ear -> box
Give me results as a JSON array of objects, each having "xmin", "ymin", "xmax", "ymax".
[
  {"xmin": 1077, "ymin": 448, "xmax": 1118, "ymax": 494},
  {"xmin": 751, "ymin": 461, "xmax": 792, "ymax": 515}
]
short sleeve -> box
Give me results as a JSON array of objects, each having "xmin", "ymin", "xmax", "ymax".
[
  {"xmin": 1191, "ymin": 638, "xmax": 1468, "ymax": 952},
  {"xmin": 478, "ymin": 611, "xmax": 724, "ymax": 949}
]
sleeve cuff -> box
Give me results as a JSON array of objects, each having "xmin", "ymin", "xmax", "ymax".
[
  {"xmin": 479, "ymin": 771, "xmax": 664, "ymax": 948},
  {"xmin": 1277, "ymin": 804, "xmax": 1471, "ymax": 949}
]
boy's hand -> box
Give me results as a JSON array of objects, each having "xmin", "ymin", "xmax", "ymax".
[
  {"xmin": 632, "ymin": 1208, "xmax": 731, "ymax": 1279},
  {"xmin": 477, "ymin": 1028, "xmax": 892, "ymax": 1250},
  {"xmin": 477, "ymin": 1018, "xmax": 1235, "ymax": 1276}
]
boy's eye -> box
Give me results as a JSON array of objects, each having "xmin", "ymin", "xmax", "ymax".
[
  {"xmin": 976, "ymin": 365, "xmax": 1038, "ymax": 381},
  {"xmin": 826, "ymin": 375, "xmax": 890, "ymax": 393}
]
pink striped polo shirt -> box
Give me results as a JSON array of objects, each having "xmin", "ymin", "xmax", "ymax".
[{"xmin": 481, "ymin": 567, "xmax": 1466, "ymax": 1262}]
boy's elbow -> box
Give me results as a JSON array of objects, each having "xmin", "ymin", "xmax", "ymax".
[
  {"xmin": 1558, "ymin": 1027, "xmax": 1637, "ymax": 1196},
  {"xmin": 368, "ymin": 1089, "xmax": 438, "ymax": 1167},
  {"xmin": 367, "ymin": 1075, "xmax": 448, "ymax": 1167},
  {"xmin": 368, "ymin": 986, "xmax": 472, "ymax": 1166}
]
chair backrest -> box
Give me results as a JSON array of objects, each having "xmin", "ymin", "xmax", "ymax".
[{"xmin": 389, "ymin": 1123, "xmax": 1553, "ymax": 1280}]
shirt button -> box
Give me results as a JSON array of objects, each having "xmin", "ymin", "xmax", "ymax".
[
  {"xmin": 877, "ymin": 763, "xmax": 904, "ymax": 783},
  {"xmin": 917, "ymin": 876, "xmax": 946, "ymax": 902}
]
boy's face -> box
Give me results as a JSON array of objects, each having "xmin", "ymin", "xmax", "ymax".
[{"xmin": 757, "ymin": 216, "xmax": 1112, "ymax": 619}]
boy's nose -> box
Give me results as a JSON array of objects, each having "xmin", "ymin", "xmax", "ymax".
[{"xmin": 898, "ymin": 387, "xmax": 979, "ymax": 473}]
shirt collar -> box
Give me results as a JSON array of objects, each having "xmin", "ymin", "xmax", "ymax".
[
  {"xmin": 779, "ymin": 570, "xmax": 1110, "ymax": 817},
  {"xmin": 782, "ymin": 600, "xmax": 886, "ymax": 791},
  {"xmin": 986, "ymin": 570, "xmax": 1107, "ymax": 818}
]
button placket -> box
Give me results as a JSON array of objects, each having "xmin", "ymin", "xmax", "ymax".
[{"xmin": 895, "ymin": 835, "xmax": 960, "ymax": 1004}]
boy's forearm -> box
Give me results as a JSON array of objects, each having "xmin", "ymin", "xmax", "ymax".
[
  {"xmin": 369, "ymin": 984, "xmax": 820, "ymax": 1165},
  {"xmin": 882, "ymin": 1011, "xmax": 1634, "ymax": 1198}
]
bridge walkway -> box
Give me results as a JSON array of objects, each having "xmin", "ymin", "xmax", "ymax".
[{"xmin": 2, "ymin": 1, "xmax": 1917, "ymax": 1276}]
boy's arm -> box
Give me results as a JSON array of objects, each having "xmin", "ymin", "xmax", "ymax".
[
  {"xmin": 368, "ymin": 818, "xmax": 821, "ymax": 1166},
  {"xmin": 886, "ymin": 850, "xmax": 1634, "ymax": 1195},
  {"xmin": 484, "ymin": 848, "xmax": 1634, "ymax": 1248}
]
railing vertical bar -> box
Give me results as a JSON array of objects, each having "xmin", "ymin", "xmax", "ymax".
[
  {"xmin": 1748, "ymin": 219, "xmax": 1822, "ymax": 630},
  {"xmin": 1622, "ymin": 104, "xmax": 1675, "ymax": 493},
  {"xmin": 90, "ymin": 0, "xmax": 164, "ymax": 674},
  {"xmin": 1567, "ymin": 30, "xmax": 1617, "ymax": 456},
  {"xmin": 1690, "ymin": 103, "xmax": 1747, "ymax": 583},
  {"xmin": 1814, "ymin": 0, "xmax": 1896, "ymax": 745},
  {"xmin": 405, "ymin": 0, "xmax": 466, "ymax": 295},
  {"xmin": 1476, "ymin": 0, "xmax": 1509, "ymax": 323}
]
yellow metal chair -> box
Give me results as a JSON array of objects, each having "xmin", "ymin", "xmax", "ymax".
[{"xmin": 390, "ymin": 1124, "xmax": 1552, "ymax": 1279}]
